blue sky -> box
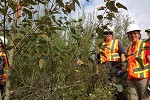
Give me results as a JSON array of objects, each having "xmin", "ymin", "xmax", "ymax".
[{"xmin": 70, "ymin": 0, "xmax": 150, "ymax": 39}]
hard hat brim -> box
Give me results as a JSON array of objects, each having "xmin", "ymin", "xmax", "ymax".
[
  {"xmin": 126, "ymin": 30, "xmax": 141, "ymax": 34},
  {"xmin": 145, "ymin": 29, "xmax": 150, "ymax": 32}
]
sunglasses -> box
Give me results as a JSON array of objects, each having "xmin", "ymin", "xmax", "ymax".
[
  {"xmin": 103, "ymin": 32, "xmax": 113, "ymax": 35},
  {"xmin": 127, "ymin": 32, "xmax": 139, "ymax": 36}
]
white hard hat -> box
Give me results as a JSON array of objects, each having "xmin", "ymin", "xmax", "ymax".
[
  {"xmin": 0, "ymin": 36, "xmax": 8, "ymax": 45},
  {"xmin": 126, "ymin": 23, "xmax": 141, "ymax": 33},
  {"xmin": 104, "ymin": 25, "xmax": 113, "ymax": 33},
  {"xmin": 145, "ymin": 27, "xmax": 150, "ymax": 32}
]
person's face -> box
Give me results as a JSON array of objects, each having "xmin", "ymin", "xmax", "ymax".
[
  {"xmin": 147, "ymin": 32, "xmax": 150, "ymax": 38},
  {"xmin": 127, "ymin": 31, "xmax": 141, "ymax": 43},
  {"xmin": 103, "ymin": 32, "xmax": 113, "ymax": 41}
]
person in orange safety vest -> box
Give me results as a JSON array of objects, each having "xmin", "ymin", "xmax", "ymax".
[
  {"xmin": 142, "ymin": 26, "xmax": 150, "ymax": 42},
  {"xmin": 96, "ymin": 25, "xmax": 126, "ymax": 76},
  {"xmin": 96, "ymin": 25, "xmax": 127, "ymax": 100},
  {"xmin": 126, "ymin": 23, "xmax": 150, "ymax": 100},
  {"xmin": 0, "ymin": 36, "xmax": 9, "ymax": 98}
]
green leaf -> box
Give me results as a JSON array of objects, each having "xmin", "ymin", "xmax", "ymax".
[
  {"xmin": 86, "ymin": 0, "xmax": 89, "ymax": 2},
  {"xmin": 51, "ymin": 26, "xmax": 67, "ymax": 31},
  {"xmin": 97, "ymin": 6, "xmax": 106, "ymax": 11},
  {"xmin": 72, "ymin": 35, "xmax": 79, "ymax": 41},
  {"xmin": 0, "ymin": 6, "xmax": 8, "ymax": 15},
  {"xmin": 23, "ymin": 8, "xmax": 32, "ymax": 18},
  {"xmin": 106, "ymin": 1, "xmax": 118, "ymax": 13},
  {"xmin": 38, "ymin": 39, "xmax": 47, "ymax": 44},
  {"xmin": 114, "ymin": 84, "xmax": 123, "ymax": 92},
  {"xmin": 6, "ymin": 46, "xmax": 14, "ymax": 51},
  {"xmin": 70, "ymin": 28, "xmax": 76, "ymax": 34},
  {"xmin": 8, "ymin": 17, "xmax": 12, "ymax": 23},
  {"xmin": 8, "ymin": 1, "xmax": 16, "ymax": 11},
  {"xmin": 94, "ymin": 49, "xmax": 100, "ymax": 54},
  {"xmin": 95, "ymin": 27, "xmax": 105, "ymax": 39},
  {"xmin": 106, "ymin": 16, "xmax": 113, "ymax": 20},
  {"xmin": 35, "ymin": 0, "xmax": 45, "ymax": 5},
  {"xmin": 65, "ymin": 3, "xmax": 75, "ymax": 13},
  {"xmin": 53, "ymin": 45, "xmax": 63, "ymax": 54},
  {"xmin": 73, "ymin": 0, "xmax": 81, "ymax": 8},
  {"xmin": 108, "ymin": 12, "xmax": 116, "ymax": 18},
  {"xmin": 78, "ymin": 18, "xmax": 82, "ymax": 22},
  {"xmin": 14, "ymin": 38, "xmax": 22, "ymax": 43},
  {"xmin": 52, "ymin": 15, "xmax": 56, "ymax": 22},
  {"xmin": 116, "ymin": 2, "xmax": 127, "ymax": 10},
  {"xmin": 19, "ymin": 30, "xmax": 26, "ymax": 34},
  {"xmin": 35, "ymin": 32, "xmax": 45, "ymax": 36},
  {"xmin": 45, "ymin": 9, "xmax": 49, "ymax": 15},
  {"xmin": 111, "ymin": 6, "xmax": 118, "ymax": 13},
  {"xmin": 57, "ymin": 20, "xmax": 62, "ymax": 24},
  {"xmin": 25, "ymin": 0, "xmax": 37, "ymax": 5},
  {"xmin": 56, "ymin": 0, "xmax": 64, "ymax": 7},
  {"xmin": 39, "ymin": 59, "xmax": 45, "ymax": 69},
  {"xmin": 97, "ymin": 42, "xmax": 103, "ymax": 48},
  {"xmin": 97, "ymin": 15, "xmax": 103, "ymax": 20},
  {"xmin": 40, "ymin": 34, "xmax": 49, "ymax": 41}
]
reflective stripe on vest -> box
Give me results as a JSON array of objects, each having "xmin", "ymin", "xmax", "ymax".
[
  {"xmin": 127, "ymin": 40, "xmax": 150, "ymax": 79},
  {"xmin": 100, "ymin": 39, "xmax": 119, "ymax": 63}
]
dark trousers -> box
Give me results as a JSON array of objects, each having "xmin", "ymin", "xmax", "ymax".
[{"xmin": 0, "ymin": 83, "xmax": 5, "ymax": 100}]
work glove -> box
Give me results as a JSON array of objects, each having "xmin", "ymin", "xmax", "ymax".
[
  {"xmin": 121, "ymin": 62, "xmax": 127, "ymax": 71},
  {"xmin": 117, "ymin": 70, "xmax": 123, "ymax": 76}
]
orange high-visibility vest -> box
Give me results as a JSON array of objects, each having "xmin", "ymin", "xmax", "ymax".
[
  {"xmin": 0, "ymin": 52, "xmax": 8, "ymax": 80},
  {"xmin": 100, "ymin": 39, "xmax": 120, "ymax": 63},
  {"xmin": 127, "ymin": 40, "xmax": 150, "ymax": 79}
]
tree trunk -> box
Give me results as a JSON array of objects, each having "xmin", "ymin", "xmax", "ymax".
[
  {"xmin": 4, "ymin": 33, "xmax": 15, "ymax": 100},
  {"xmin": 4, "ymin": 0, "xmax": 19, "ymax": 99}
]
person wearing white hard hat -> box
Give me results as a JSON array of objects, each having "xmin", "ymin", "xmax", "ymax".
[
  {"xmin": 145, "ymin": 27, "xmax": 150, "ymax": 38},
  {"xmin": 126, "ymin": 23, "xmax": 150, "ymax": 100},
  {"xmin": 0, "ymin": 36, "xmax": 9, "ymax": 98},
  {"xmin": 96, "ymin": 25, "xmax": 127, "ymax": 100}
]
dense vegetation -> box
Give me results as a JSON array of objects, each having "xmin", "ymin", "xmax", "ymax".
[{"xmin": 0, "ymin": 0, "xmax": 130, "ymax": 99}]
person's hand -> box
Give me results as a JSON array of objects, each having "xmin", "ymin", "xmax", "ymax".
[
  {"xmin": 117, "ymin": 65, "xmax": 127, "ymax": 76},
  {"xmin": 121, "ymin": 61, "xmax": 127, "ymax": 72},
  {"xmin": 117, "ymin": 70, "xmax": 122, "ymax": 76},
  {"xmin": 121, "ymin": 65, "xmax": 126, "ymax": 73}
]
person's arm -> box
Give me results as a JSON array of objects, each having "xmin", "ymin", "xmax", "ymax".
[
  {"xmin": 120, "ymin": 53, "xmax": 126, "ymax": 72},
  {"xmin": 118, "ymin": 41, "xmax": 127, "ymax": 72},
  {"xmin": 147, "ymin": 55, "xmax": 150, "ymax": 87},
  {"xmin": 146, "ymin": 43, "xmax": 150, "ymax": 86}
]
